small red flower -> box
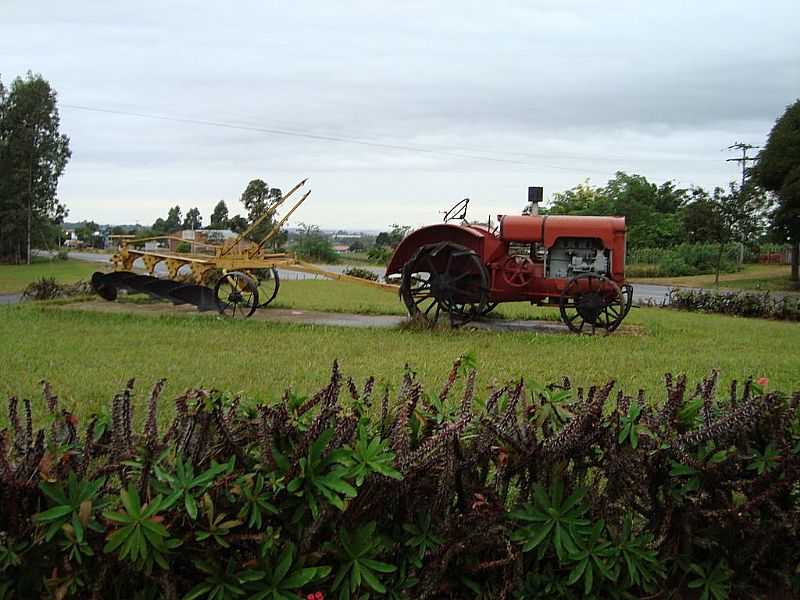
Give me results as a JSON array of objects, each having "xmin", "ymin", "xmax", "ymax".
[
  {"xmin": 315, "ymin": 593, "xmax": 324, "ymax": 600},
  {"xmin": 756, "ymin": 377, "xmax": 769, "ymax": 387}
]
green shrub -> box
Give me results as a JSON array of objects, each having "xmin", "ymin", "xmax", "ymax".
[
  {"xmin": 367, "ymin": 246, "xmax": 392, "ymax": 264},
  {"xmin": 55, "ymin": 248, "xmax": 70, "ymax": 261},
  {"xmin": 625, "ymin": 263, "xmax": 662, "ymax": 278},
  {"xmin": 1, "ymin": 359, "xmax": 798, "ymax": 598},
  {"xmin": 342, "ymin": 267, "xmax": 379, "ymax": 281},
  {"xmin": 21, "ymin": 277, "xmax": 93, "ymax": 301},
  {"xmin": 670, "ymin": 288, "xmax": 800, "ymax": 321},
  {"xmin": 291, "ymin": 226, "xmax": 338, "ymax": 263},
  {"xmin": 176, "ymin": 242, "xmax": 191, "ymax": 253}
]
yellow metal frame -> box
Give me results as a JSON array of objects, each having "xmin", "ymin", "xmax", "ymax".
[{"xmin": 109, "ymin": 178, "xmax": 396, "ymax": 292}]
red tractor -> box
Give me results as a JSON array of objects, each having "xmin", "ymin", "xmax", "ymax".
[{"xmin": 386, "ymin": 191, "xmax": 633, "ymax": 333}]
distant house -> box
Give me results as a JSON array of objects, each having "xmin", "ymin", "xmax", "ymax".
[
  {"xmin": 166, "ymin": 229, "xmax": 250, "ymax": 253},
  {"xmin": 332, "ymin": 244, "xmax": 351, "ymax": 254}
]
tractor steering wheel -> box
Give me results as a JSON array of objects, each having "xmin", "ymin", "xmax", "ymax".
[{"xmin": 443, "ymin": 198, "xmax": 469, "ymax": 223}]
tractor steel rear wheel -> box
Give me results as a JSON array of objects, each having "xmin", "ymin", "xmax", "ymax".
[
  {"xmin": 215, "ymin": 271, "xmax": 259, "ymax": 319},
  {"xmin": 400, "ymin": 242, "xmax": 489, "ymax": 326},
  {"xmin": 559, "ymin": 274, "xmax": 626, "ymax": 334}
]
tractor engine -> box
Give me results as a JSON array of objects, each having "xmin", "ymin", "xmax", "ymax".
[{"xmin": 546, "ymin": 237, "xmax": 610, "ymax": 279}]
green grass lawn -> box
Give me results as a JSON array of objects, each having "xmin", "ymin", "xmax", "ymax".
[
  {"xmin": 630, "ymin": 264, "xmax": 799, "ymax": 293},
  {"xmin": 0, "ymin": 257, "xmax": 102, "ymax": 293},
  {"xmin": 1, "ymin": 279, "xmax": 799, "ymax": 427}
]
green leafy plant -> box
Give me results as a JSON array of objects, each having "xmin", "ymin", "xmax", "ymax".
[
  {"xmin": 282, "ymin": 429, "xmax": 358, "ymax": 519},
  {"xmin": 510, "ymin": 481, "xmax": 589, "ymax": 561},
  {"xmin": 195, "ymin": 493, "xmax": 242, "ymax": 548},
  {"xmin": 35, "ymin": 473, "xmax": 106, "ymax": 543},
  {"xmin": 608, "ymin": 515, "xmax": 665, "ymax": 591},
  {"xmin": 530, "ymin": 385, "xmax": 575, "ymax": 432},
  {"xmin": 0, "ymin": 539, "xmax": 25, "ymax": 571},
  {"xmin": 330, "ymin": 522, "xmax": 397, "ymax": 599},
  {"xmin": 747, "ymin": 443, "xmax": 780, "ymax": 474},
  {"xmin": 333, "ymin": 424, "xmax": 402, "ymax": 486},
  {"xmin": 565, "ymin": 520, "xmax": 615, "ymax": 595},
  {"xmin": 688, "ymin": 560, "xmax": 732, "ymax": 600},
  {"xmin": 245, "ymin": 544, "xmax": 330, "ymax": 600},
  {"xmin": 231, "ymin": 473, "xmax": 280, "ymax": 530},
  {"xmin": 184, "ymin": 559, "xmax": 251, "ymax": 600},
  {"xmin": 618, "ymin": 402, "xmax": 647, "ymax": 449},
  {"xmin": 102, "ymin": 485, "xmax": 179, "ymax": 571},
  {"xmin": 402, "ymin": 512, "xmax": 443, "ymax": 567},
  {"xmin": 154, "ymin": 456, "xmax": 233, "ymax": 520}
]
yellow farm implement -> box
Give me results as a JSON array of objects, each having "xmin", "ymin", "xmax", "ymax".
[{"xmin": 91, "ymin": 179, "xmax": 396, "ymax": 317}]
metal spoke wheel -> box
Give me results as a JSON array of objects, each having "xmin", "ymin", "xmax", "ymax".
[
  {"xmin": 214, "ymin": 271, "xmax": 259, "ymax": 318},
  {"xmin": 479, "ymin": 302, "xmax": 498, "ymax": 317},
  {"xmin": 559, "ymin": 274, "xmax": 627, "ymax": 334},
  {"xmin": 248, "ymin": 267, "xmax": 281, "ymax": 308},
  {"xmin": 400, "ymin": 242, "xmax": 489, "ymax": 326},
  {"xmin": 620, "ymin": 283, "xmax": 634, "ymax": 319}
]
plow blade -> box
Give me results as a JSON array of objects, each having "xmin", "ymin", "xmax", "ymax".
[
  {"xmin": 91, "ymin": 271, "xmax": 218, "ymax": 313},
  {"xmin": 125, "ymin": 275, "xmax": 161, "ymax": 293},
  {"xmin": 167, "ymin": 285, "xmax": 218, "ymax": 312},
  {"xmin": 143, "ymin": 279, "xmax": 187, "ymax": 304},
  {"xmin": 92, "ymin": 270, "xmax": 138, "ymax": 289}
]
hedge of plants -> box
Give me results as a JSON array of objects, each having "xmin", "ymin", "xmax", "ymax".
[
  {"xmin": 341, "ymin": 267, "xmax": 379, "ymax": 282},
  {"xmin": 670, "ymin": 288, "xmax": 800, "ymax": 321},
  {"xmin": 1, "ymin": 357, "xmax": 799, "ymax": 599}
]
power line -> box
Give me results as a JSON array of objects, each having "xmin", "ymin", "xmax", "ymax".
[
  {"xmin": 62, "ymin": 103, "xmax": 596, "ymax": 173},
  {"xmin": 61, "ymin": 103, "xmax": 715, "ymax": 176},
  {"xmin": 726, "ymin": 142, "xmax": 758, "ymax": 187}
]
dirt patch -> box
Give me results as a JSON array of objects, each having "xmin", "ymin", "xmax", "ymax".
[{"xmin": 51, "ymin": 299, "xmax": 644, "ymax": 336}]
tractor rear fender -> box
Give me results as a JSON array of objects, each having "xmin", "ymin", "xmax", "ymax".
[{"xmin": 385, "ymin": 224, "xmax": 486, "ymax": 276}]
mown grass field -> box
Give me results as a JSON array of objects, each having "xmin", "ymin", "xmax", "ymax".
[
  {"xmin": 1, "ymin": 278, "xmax": 799, "ymax": 427},
  {"xmin": 0, "ymin": 257, "xmax": 101, "ymax": 293},
  {"xmin": 630, "ymin": 263, "xmax": 798, "ymax": 293}
]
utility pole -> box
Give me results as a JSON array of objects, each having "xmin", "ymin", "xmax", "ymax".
[
  {"xmin": 726, "ymin": 142, "xmax": 758, "ymax": 188},
  {"xmin": 726, "ymin": 142, "xmax": 759, "ymax": 269}
]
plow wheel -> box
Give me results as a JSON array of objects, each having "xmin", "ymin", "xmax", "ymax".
[
  {"xmin": 400, "ymin": 242, "xmax": 489, "ymax": 326},
  {"xmin": 559, "ymin": 274, "xmax": 627, "ymax": 334},
  {"xmin": 214, "ymin": 272, "xmax": 259, "ymax": 318},
  {"xmin": 249, "ymin": 267, "xmax": 281, "ymax": 308}
]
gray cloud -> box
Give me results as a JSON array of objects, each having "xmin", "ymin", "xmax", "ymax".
[{"xmin": 2, "ymin": 0, "xmax": 798, "ymax": 228}]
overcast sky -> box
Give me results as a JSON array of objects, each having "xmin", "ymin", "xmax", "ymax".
[{"xmin": 2, "ymin": 1, "xmax": 798, "ymax": 230}]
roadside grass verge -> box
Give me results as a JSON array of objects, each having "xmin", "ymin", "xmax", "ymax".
[
  {"xmin": 629, "ymin": 263, "xmax": 798, "ymax": 293},
  {"xmin": 0, "ymin": 257, "xmax": 102, "ymax": 293},
  {"xmin": 2, "ymin": 280, "xmax": 798, "ymax": 425}
]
